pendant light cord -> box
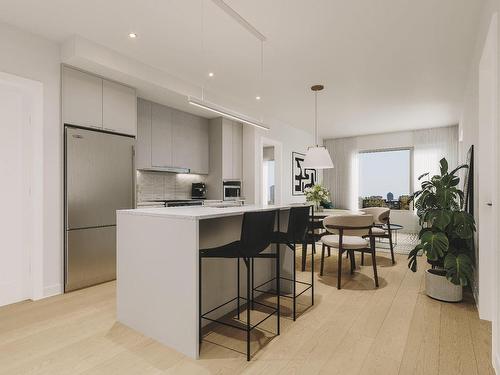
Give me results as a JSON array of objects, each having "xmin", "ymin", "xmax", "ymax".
[{"xmin": 314, "ymin": 91, "xmax": 318, "ymax": 146}]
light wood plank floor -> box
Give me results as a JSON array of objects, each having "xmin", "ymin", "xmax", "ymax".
[{"xmin": 0, "ymin": 252, "xmax": 494, "ymax": 375}]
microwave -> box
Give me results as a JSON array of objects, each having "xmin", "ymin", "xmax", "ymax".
[{"xmin": 223, "ymin": 180, "xmax": 241, "ymax": 201}]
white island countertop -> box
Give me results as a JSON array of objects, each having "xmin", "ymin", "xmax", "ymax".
[{"xmin": 118, "ymin": 204, "xmax": 293, "ymax": 220}]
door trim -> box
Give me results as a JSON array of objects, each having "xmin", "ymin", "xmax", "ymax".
[{"xmin": 0, "ymin": 71, "xmax": 44, "ymax": 302}]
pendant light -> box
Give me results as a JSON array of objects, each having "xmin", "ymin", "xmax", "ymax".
[{"xmin": 302, "ymin": 85, "xmax": 334, "ymax": 169}]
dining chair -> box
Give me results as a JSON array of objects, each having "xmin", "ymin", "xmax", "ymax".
[
  {"xmin": 361, "ymin": 207, "xmax": 395, "ymax": 264},
  {"xmin": 320, "ymin": 214, "xmax": 378, "ymax": 289}
]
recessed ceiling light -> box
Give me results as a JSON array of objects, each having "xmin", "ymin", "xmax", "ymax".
[
  {"xmin": 256, "ymin": 96, "xmax": 261, "ymax": 100},
  {"xmin": 128, "ymin": 33, "xmax": 137, "ymax": 39},
  {"xmin": 208, "ymin": 72, "xmax": 215, "ymax": 78}
]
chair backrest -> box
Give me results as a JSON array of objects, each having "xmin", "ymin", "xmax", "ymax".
[
  {"xmin": 323, "ymin": 214, "xmax": 374, "ymax": 237},
  {"xmin": 286, "ymin": 205, "xmax": 311, "ymax": 243},
  {"xmin": 240, "ymin": 209, "xmax": 277, "ymax": 257},
  {"xmin": 361, "ymin": 207, "xmax": 390, "ymax": 225}
]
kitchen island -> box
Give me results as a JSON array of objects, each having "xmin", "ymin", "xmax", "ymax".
[{"xmin": 116, "ymin": 205, "xmax": 293, "ymax": 359}]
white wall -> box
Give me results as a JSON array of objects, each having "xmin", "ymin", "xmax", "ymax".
[
  {"xmin": 242, "ymin": 120, "xmax": 317, "ymax": 206},
  {"xmin": 459, "ymin": 0, "xmax": 500, "ymax": 370},
  {"xmin": 0, "ymin": 22, "xmax": 62, "ymax": 297}
]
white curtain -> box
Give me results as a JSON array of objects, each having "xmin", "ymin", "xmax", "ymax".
[
  {"xmin": 413, "ymin": 126, "xmax": 459, "ymax": 192},
  {"xmin": 323, "ymin": 137, "xmax": 359, "ymax": 209},
  {"xmin": 323, "ymin": 125, "xmax": 459, "ymax": 210}
]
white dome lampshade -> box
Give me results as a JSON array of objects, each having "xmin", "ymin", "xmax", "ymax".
[{"xmin": 303, "ymin": 146, "xmax": 334, "ymax": 169}]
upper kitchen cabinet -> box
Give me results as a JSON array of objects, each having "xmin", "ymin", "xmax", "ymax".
[
  {"xmin": 151, "ymin": 102, "xmax": 173, "ymax": 168},
  {"xmin": 136, "ymin": 98, "xmax": 152, "ymax": 170},
  {"xmin": 222, "ymin": 119, "xmax": 243, "ymax": 180},
  {"xmin": 172, "ymin": 110, "xmax": 209, "ymax": 174},
  {"xmin": 136, "ymin": 98, "xmax": 209, "ymax": 174},
  {"xmin": 62, "ymin": 66, "xmax": 103, "ymax": 129},
  {"xmin": 62, "ymin": 66, "xmax": 137, "ymax": 136},
  {"xmin": 102, "ymin": 79, "xmax": 137, "ymax": 136}
]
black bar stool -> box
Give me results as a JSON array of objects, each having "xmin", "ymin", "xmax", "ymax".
[
  {"xmin": 199, "ymin": 209, "xmax": 280, "ymax": 361},
  {"xmin": 253, "ymin": 205, "xmax": 313, "ymax": 321}
]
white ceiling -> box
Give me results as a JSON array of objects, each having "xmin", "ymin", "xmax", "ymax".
[{"xmin": 0, "ymin": 0, "xmax": 484, "ymax": 138}]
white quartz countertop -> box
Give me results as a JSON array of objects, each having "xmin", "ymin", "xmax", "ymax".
[{"xmin": 118, "ymin": 204, "xmax": 294, "ymax": 220}]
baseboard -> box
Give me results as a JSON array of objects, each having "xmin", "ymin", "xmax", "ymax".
[{"xmin": 40, "ymin": 284, "xmax": 63, "ymax": 300}]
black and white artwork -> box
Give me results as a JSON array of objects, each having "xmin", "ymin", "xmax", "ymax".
[{"xmin": 292, "ymin": 152, "xmax": 317, "ymax": 195}]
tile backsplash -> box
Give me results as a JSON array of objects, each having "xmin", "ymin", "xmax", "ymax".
[{"xmin": 136, "ymin": 170, "xmax": 207, "ymax": 202}]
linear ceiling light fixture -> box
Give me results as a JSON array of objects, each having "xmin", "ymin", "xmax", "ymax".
[
  {"xmin": 210, "ymin": 0, "xmax": 266, "ymax": 42},
  {"xmin": 188, "ymin": 96, "xmax": 269, "ymax": 131}
]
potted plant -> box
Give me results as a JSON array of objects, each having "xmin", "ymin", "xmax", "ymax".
[
  {"xmin": 407, "ymin": 158, "xmax": 475, "ymax": 302},
  {"xmin": 304, "ymin": 184, "xmax": 330, "ymax": 212}
]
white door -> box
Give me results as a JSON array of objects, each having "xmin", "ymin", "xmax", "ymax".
[
  {"xmin": 478, "ymin": 13, "xmax": 498, "ymax": 321},
  {"xmin": 0, "ymin": 84, "xmax": 32, "ymax": 306}
]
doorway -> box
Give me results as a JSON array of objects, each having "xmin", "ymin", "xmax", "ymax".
[
  {"xmin": 0, "ymin": 72, "xmax": 44, "ymax": 306},
  {"xmin": 478, "ymin": 13, "xmax": 498, "ymax": 322},
  {"xmin": 263, "ymin": 146, "xmax": 276, "ymax": 205},
  {"xmin": 260, "ymin": 138, "xmax": 282, "ymax": 205}
]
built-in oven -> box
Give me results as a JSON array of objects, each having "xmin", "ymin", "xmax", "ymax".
[{"xmin": 223, "ymin": 180, "xmax": 241, "ymax": 201}]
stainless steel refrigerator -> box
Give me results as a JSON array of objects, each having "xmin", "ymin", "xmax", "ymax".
[{"xmin": 64, "ymin": 126, "xmax": 135, "ymax": 292}]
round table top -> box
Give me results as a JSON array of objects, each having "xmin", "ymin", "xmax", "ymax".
[{"xmin": 382, "ymin": 223, "xmax": 403, "ymax": 230}]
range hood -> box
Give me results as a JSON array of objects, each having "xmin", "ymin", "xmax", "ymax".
[{"xmin": 138, "ymin": 166, "xmax": 190, "ymax": 174}]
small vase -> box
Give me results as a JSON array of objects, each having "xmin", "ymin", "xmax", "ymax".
[{"xmin": 314, "ymin": 201, "xmax": 323, "ymax": 212}]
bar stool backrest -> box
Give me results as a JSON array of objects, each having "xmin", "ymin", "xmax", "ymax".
[
  {"xmin": 323, "ymin": 214, "xmax": 374, "ymax": 237},
  {"xmin": 361, "ymin": 207, "xmax": 389, "ymax": 225},
  {"xmin": 286, "ymin": 206, "xmax": 311, "ymax": 243},
  {"xmin": 240, "ymin": 209, "xmax": 277, "ymax": 257}
]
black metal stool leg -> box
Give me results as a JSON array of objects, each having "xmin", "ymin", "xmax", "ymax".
[
  {"xmin": 276, "ymin": 244, "xmax": 281, "ymax": 335},
  {"xmin": 301, "ymin": 242, "xmax": 307, "ymax": 272},
  {"xmin": 246, "ymin": 258, "xmax": 251, "ymax": 361},
  {"xmin": 292, "ymin": 244, "xmax": 297, "ymax": 321},
  {"xmin": 237, "ymin": 257, "xmax": 240, "ymax": 319},
  {"xmin": 199, "ymin": 254, "xmax": 202, "ymax": 348},
  {"xmin": 251, "ymin": 258, "xmax": 255, "ymax": 310}
]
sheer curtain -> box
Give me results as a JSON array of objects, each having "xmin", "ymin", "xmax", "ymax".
[
  {"xmin": 323, "ymin": 137, "xmax": 359, "ymax": 209},
  {"xmin": 413, "ymin": 126, "xmax": 459, "ymax": 192},
  {"xmin": 323, "ymin": 125, "xmax": 458, "ymax": 210}
]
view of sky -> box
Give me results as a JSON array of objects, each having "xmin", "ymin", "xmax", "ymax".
[{"xmin": 358, "ymin": 149, "xmax": 411, "ymax": 199}]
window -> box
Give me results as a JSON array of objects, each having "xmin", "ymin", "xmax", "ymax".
[{"xmin": 358, "ymin": 149, "xmax": 412, "ymax": 210}]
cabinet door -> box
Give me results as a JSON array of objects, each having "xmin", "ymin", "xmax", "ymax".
[
  {"xmin": 232, "ymin": 122, "xmax": 243, "ymax": 179},
  {"xmin": 62, "ymin": 67, "xmax": 103, "ymax": 128},
  {"xmin": 222, "ymin": 119, "xmax": 233, "ymax": 179},
  {"xmin": 151, "ymin": 103, "xmax": 173, "ymax": 167},
  {"xmin": 102, "ymin": 79, "xmax": 137, "ymax": 136},
  {"xmin": 172, "ymin": 111, "xmax": 209, "ymax": 173},
  {"xmin": 136, "ymin": 98, "xmax": 152, "ymax": 169}
]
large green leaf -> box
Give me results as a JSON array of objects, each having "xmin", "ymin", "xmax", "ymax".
[
  {"xmin": 421, "ymin": 231, "xmax": 449, "ymax": 260},
  {"xmin": 444, "ymin": 253, "xmax": 473, "ymax": 286},
  {"xmin": 418, "ymin": 172, "xmax": 430, "ymax": 181},
  {"xmin": 427, "ymin": 210, "xmax": 452, "ymax": 230},
  {"xmin": 439, "ymin": 158, "xmax": 448, "ymax": 175},
  {"xmin": 452, "ymin": 211, "xmax": 475, "ymax": 239},
  {"xmin": 407, "ymin": 244, "xmax": 423, "ymax": 272},
  {"xmin": 449, "ymin": 164, "xmax": 468, "ymax": 176}
]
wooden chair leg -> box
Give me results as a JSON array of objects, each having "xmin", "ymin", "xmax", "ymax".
[
  {"xmin": 349, "ymin": 250, "xmax": 356, "ymax": 274},
  {"xmin": 320, "ymin": 243, "xmax": 326, "ymax": 276},
  {"xmin": 361, "ymin": 252, "xmax": 364, "ymax": 266},
  {"xmin": 301, "ymin": 242, "xmax": 307, "ymax": 271},
  {"xmin": 328, "ymin": 247, "xmax": 331, "ymax": 257},
  {"xmin": 371, "ymin": 240, "xmax": 379, "ymax": 288},
  {"xmin": 337, "ymin": 249, "xmax": 343, "ymax": 289}
]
